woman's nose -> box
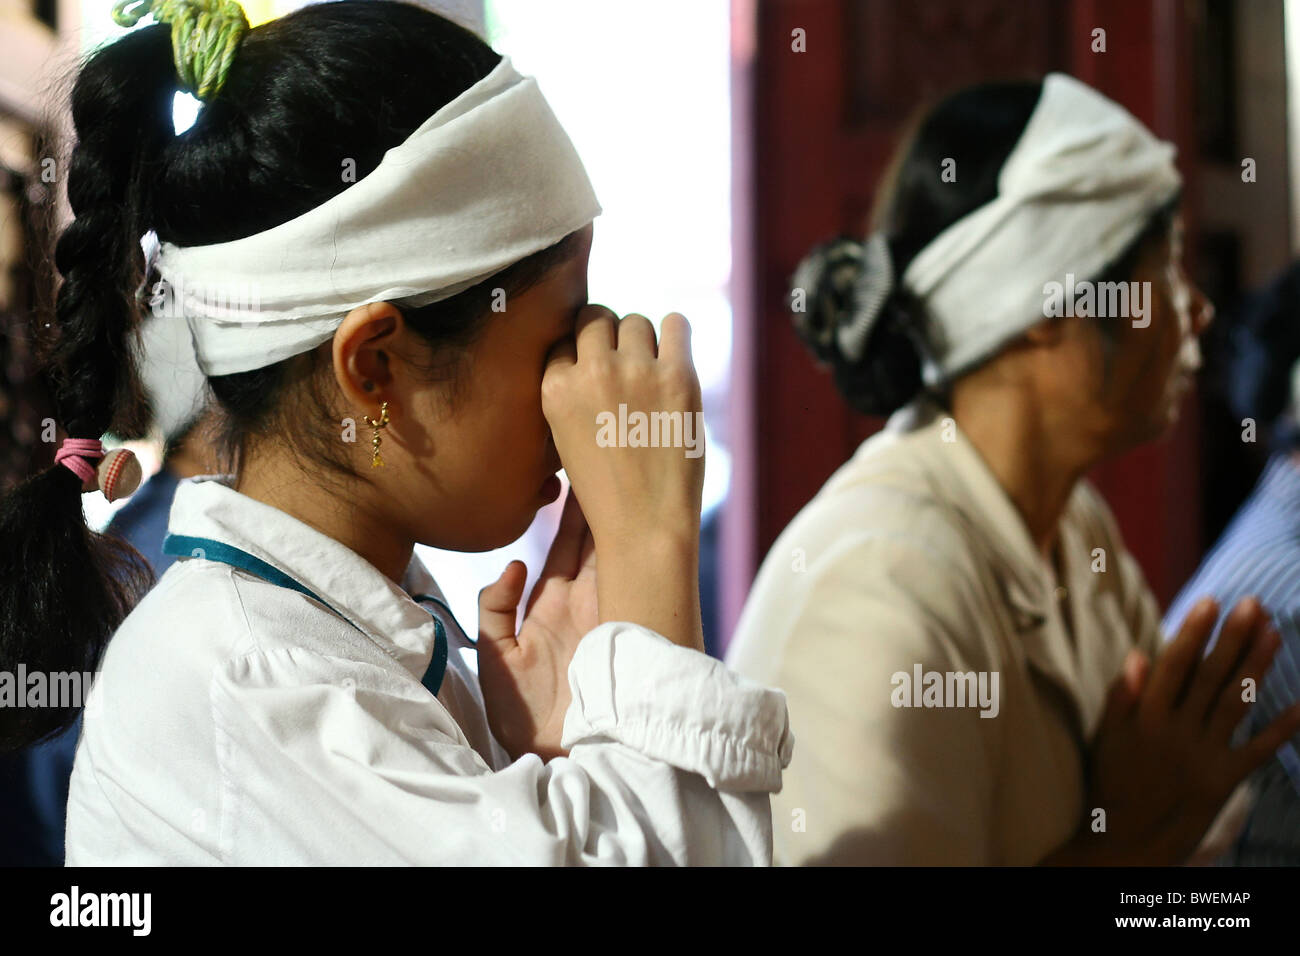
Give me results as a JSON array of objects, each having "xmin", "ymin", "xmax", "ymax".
[{"xmin": 1190, "ymin": 283, "xmax": 1214, "ymax": 335}]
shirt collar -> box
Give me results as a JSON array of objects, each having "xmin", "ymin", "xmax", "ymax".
[
  {"xmin": 167, "ymin": 473, "xmax": 448, "ymax": 682},
  {"xmin": 879, "ymin": 397, "xmax": 1057, "ymax": 623}
]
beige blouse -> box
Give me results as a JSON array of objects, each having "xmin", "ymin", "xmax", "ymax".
[{"xmin": 727, "ymin": 398, "xmax": 1164, "ymax": 865}]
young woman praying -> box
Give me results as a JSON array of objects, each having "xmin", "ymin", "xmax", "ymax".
[{"xmin": 0, "ymin": 0, "xmax": 791, "ymax": 865}]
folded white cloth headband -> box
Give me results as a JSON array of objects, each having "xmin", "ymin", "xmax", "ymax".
[
  {"xmin": 137, "ymin": 307, "xmax": 209, "ymax": 441},
  {"xmin": 898, "ymin": 72, "xmax": 1181, "ymax": 385},
  {"xmin": 153, "ymin": 56, "xmax": 601, "ymax": 376}
]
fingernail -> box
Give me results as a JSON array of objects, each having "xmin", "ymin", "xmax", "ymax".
[{"xmin": 1231, "ymin": 596, "xmax": 1259, "ymax": 620}]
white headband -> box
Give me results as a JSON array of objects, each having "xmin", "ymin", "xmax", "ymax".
[
  {"xmin": 153, "ymin": 56, "xmax": 601, "ymax": 376},
  {"xmin": 900, "ymin": 72, "xmax": 1181, "ymax": 385},
  {"xmin": 136, "ymin": 300, "xmax": 209, "ymax": 442}
]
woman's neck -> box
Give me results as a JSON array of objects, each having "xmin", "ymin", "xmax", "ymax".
[
  {"xmin": 949, "ymin": 382, "xmax": 1093, "ymax": 558},
  {"xmin": 234, "ymin": 456, "xmax": 414, "ymax": 584}
]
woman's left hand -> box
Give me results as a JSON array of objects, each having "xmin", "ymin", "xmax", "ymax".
[{"xmin": 477, "ymin": 487, "xmax": 597, "ymax": 761}]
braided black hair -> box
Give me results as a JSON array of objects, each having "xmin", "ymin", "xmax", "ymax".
[{"xmin": 0, "ymin": 1, "xmax": 576, "ymax": 751}]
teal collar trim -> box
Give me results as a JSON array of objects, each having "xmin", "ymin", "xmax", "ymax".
[{"xmin": 162, "ymin": 533, "xmax": 448, "ymax": 695}]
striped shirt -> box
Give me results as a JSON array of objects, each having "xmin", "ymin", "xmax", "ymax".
[{"xmin": 1164, "ymin": 453, "xmax": 1300, "ymax": 865}]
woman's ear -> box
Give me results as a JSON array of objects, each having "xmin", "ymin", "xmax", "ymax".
[{"xmin": 332, "ymin": 301, "xmax": 405, "ymax": 411}]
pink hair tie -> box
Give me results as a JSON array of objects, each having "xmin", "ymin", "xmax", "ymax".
[
  {"xmin": 54, "ymin": 438, "xmax": 142, "ymax": 502},
  {"xmin": 54, "ymin": 437, "xmax": 104, "ymax": 484}
]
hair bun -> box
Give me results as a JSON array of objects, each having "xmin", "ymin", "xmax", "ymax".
[
  {"xmin": 790, "ymin": 234, "xmax": 896, "ymax": 362},
  {"xmin": 789, "ymin": 234, "xmax": 924, "ymax": 417},
  {"xmin": 836, "ymin": 293, "xmax": 924, "ymax": 416},
  {"xmin": 789, "ymin": 236, "xmax": 867, "ymax": 362}
]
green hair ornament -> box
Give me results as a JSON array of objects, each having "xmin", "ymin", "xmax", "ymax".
[{"xmin": 111, "ymin": 0, "xmax": 250, "ymax": 101}]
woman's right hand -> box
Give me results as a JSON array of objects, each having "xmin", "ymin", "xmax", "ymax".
[
  {"xmin": 1047, "ymin": 596, "xmax": 1300, "ymax": 865},
  {"xmin": 540, "ymin": 305, "xmax": 706, "ymax": 651}
]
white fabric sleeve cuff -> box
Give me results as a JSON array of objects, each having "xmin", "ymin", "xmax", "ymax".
[{"xmin": 561, "ymin": 621, "xmax": 794, "ymax": 792}]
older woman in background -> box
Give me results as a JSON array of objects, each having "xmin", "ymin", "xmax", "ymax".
[{"xmin": 728, "ymin": 74, "xmax": 1300, "ymax": 865}]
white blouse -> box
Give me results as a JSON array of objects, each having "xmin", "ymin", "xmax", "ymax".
[
  {"xmin": 66, "ymin": 475, "xmax": 793, "ymax": 865},
  {"xmin": 727, "ymin": 399, "xmax": 1163, "ymax": 865}
]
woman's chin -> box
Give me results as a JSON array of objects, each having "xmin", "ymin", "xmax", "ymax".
[
  {"xmin": 1160, "ymin": 381, "xmax": 1196, "ymax": 431},
  {"xmin": 420, "ymin": 509, "xmax": 539, "ymax": 553},
  {"xmin": 1126, "ymin": 382, "xmax": 1192, "ymax": 444}
]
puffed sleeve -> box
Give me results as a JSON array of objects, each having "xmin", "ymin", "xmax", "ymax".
[
  {"xmin": 760, "ymin": 532, "xmax": 1000, "ymax": 866},
  {"xmin": 208, "ymin": 622, "xmax": 792, "ymax": 865}
]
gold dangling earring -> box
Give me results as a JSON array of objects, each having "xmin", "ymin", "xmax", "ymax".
[{"xmin": 363, "ymin": 401, "xmax": 390, "ymax": 468}]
